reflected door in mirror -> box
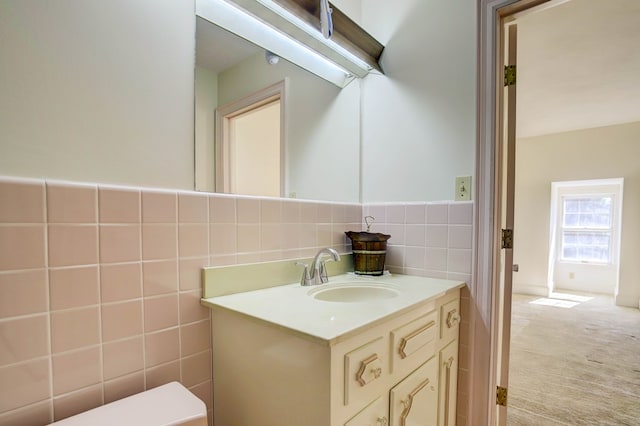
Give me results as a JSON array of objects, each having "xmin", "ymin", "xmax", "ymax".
[
  {"xmin": 215, "ymin": 81, "xmax": 285, "ymax": 198},
  {"xmin": 227, "ymin": 99, "xmax": 281, "ymax": 197}
]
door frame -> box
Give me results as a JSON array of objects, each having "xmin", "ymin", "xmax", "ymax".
[{"xmin": 473, "ymin": 0, "xmax": 552, "ymax": 424}]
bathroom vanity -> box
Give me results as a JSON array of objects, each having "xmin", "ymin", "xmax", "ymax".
[{"xmin": 202, "ymin": 271, "xmax": 463, "ymax": 426}]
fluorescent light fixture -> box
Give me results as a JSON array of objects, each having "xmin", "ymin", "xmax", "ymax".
[
  {"xmin": 252, "ymin": 0, "xmax": 373, "ymax": 74},
  {"xmin": 196, "ymin": 0, "xmax": 368, "ymax": 87}
]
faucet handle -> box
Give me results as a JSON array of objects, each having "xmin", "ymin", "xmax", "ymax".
[
  {"xmin": 318, "ymin": 260, "xmax": 331, "ymax": 283},
  {"xmin": 295, "ymin": 262, "xmax": 312, "ymax": 286}
]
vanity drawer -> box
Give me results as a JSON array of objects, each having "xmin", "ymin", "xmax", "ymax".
[
  {"xmin": 439, "ymin": 298, "xmax": 460, "ymax": 344},
  {"xmin": 390, "ymin": 310, "xmax": 438, "ymax": 374},
  {"xmin": 344, "ymin": 396, "xmax": 387, "ymax": 426},
  {"xmin": 344, "ymin": 337, "xmax": 387, "ymax": 406}
]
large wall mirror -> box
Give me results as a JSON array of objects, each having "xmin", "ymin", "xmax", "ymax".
[{"xmin": 195, "ymin": 15, "xmax": 361, "ymax": 203}]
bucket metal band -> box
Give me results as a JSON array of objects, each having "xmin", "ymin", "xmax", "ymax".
[
  {"xmin": 354, "ymin": 270, "xmax": 384, "ymax": 275},
  {"xmin": 353, "ymin": 249, "xmax": 387, "ymax": 254}
]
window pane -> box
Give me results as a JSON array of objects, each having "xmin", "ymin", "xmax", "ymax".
[
  {"xmin": 562, "ymin": 196, "xmax": 613, "ymax": 229},
  {"xmin": 578, "ymin": 232, "xmax": 593, "ymax": 245},
  {"xmin": 561, "ymin": 231, "xmax": 610, "ymax": 262},
  {"xmin": 560, "ymin": 194, "xmax": 614, "ymax": 263},
  {"xmin": 563, "ymin": 213, "xmax": 580, "ymax": 227},
  {"xmin": 562, "ymin": 246, "xmax": 577, "ymax": 259},
  {"xmin": 563, "ymin": 232, "xmax": 578, "ymax": 244},
  {"xmin": 594, "ymin": 213, "xmax": 611, "ymax": 227},
  {"xmin": 595, "ymin": 197, "xmax": 612, "ymax": 213},
  {"xmin": 580, "ymin": 199, "xmax": 595, "ymax": 212},
  {"xmin": 578, "ymin": 213, "xmax": 595, "ymax": 227},
  {"xmin": 565, "ymin": 199, "xmax": 580, "ymax": 213}
]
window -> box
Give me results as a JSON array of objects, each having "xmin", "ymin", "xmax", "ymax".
[{"xmin": 560, "ymin": 195, "xmax": 613, "ymax": 263}]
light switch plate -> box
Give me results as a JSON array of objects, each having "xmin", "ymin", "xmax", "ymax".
[{"xmin": 455, "ymin": 176, "xmax": 472, "ymax": 201}]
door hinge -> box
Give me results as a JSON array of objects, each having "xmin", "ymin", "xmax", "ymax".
[
  {"xmin": 497, "ymin": 386, "xmax": 508, "ymax": 407},
  {"xmin": 501, "ymin": 229, "xmax": 513, "ymax": 249},
  {"xmin": 504, "ymin": 65, "xmax": 516, "ymax": 86}
]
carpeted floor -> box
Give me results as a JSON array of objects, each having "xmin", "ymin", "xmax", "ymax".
[{"xmin": 506, "ymin": 292, "xmax": 640, "ymax": 425}]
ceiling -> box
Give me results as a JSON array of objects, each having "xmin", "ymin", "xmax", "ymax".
[
  {"xmin": 516, "ymin": 0, "xmax": 640, "ymax": 137},
  {"xmin": 195, "ymin": 16, "xmax": 261, "ymax": 73}
]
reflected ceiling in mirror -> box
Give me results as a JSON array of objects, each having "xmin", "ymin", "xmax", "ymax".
[
  {"xmin": 194, "ymin": 17, "xmax": 361, "ymax": 203},
  {"xmin": 196, "ymin": 17, "xmax": 261, "ymax": 73}
]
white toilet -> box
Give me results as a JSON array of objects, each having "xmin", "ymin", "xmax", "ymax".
[{"xmin": 49, "ymin": 382, "xmax": 208, "ymax": 426}]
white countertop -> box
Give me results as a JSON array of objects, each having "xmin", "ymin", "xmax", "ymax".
[{"xmin": 201, "ymin": 273, "xmax": 464, "ymax": 345}]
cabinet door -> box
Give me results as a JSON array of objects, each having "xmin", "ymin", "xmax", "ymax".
[
  {"xmin": 345, "ymin": 397, "xmax": 389, "ymax": 426},
  {"xmin": 439, "ymin": 298, "xmax": 460, "ymax": 345},
  {"xmin": 438, "ymin": 340, "xmax": 458, "ymax": 426},
  {"xmin": 389, "ymin": 357, "xmax": 438, "ymax": 426}
]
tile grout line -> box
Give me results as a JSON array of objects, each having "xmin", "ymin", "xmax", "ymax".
[
  {"xmin": 43, "ymin": 180, "xmax": 54, "ymax": 423},
  {"xmin": 95, "ymin": 186, "xmax": 105, "ymax": 408}
]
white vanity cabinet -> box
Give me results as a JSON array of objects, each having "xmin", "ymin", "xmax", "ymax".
[
  {"xmin": 438, "ymin": 292, "xmax": 460, "ymax": 426},
  {"xmin": 208, "ymin": 284, "xmax": 461, "ymax": 426}
]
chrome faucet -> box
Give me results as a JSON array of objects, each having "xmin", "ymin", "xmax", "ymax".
[{"xmin": 296, "ymin": 247, "xmax": 341, "ymax": 286}]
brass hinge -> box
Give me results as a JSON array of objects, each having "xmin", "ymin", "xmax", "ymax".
[
  {"xmin": 501, "ymin": 229, "xmax": 513, "ymax": 249},
  {"xmin": 504, "ymin": 65, "xmax": 516, "ymax": 86},
  {"xmin": 497, "ymin": 386, "xmax": 508, "ymax": 406}
]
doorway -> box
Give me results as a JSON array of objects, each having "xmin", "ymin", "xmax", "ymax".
[
  {"xmin": 499, "ymin": 0, "xmax": 640, "ymax": 424},
  {"xmin": 475, "ymin": 0, "xmax": 640, "ymax": 424},
  {"xmin": 215, "ymin": 80, "xmax": 285, "ymax": 197}
]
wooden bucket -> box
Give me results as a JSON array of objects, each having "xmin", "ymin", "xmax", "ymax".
[{"xmin": 345, "ymin": 231, "xmax": 391, "ymax": 276}]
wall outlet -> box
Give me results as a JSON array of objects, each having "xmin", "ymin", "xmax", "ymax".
[{"xmin": 455, "ymin": 176, "xmax": 472, "ymax": 201}]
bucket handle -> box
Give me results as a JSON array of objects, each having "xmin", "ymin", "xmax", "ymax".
[{"xmin": 364, "ymin": 215, "xmax": 375, "ymax": 232}]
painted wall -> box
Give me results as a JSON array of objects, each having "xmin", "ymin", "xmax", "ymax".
[
  {"xmin": 332, "ymin": 0, "xmax": 362, "ymax": 26},
  {"xmin": 217, "ymin": 51, "xmax": 361, "ymax": 203},
  {"xmin": 0, "ymin": 0, "xmax": 195, "ymax": 190},
  {"xmin": 513, "ymin": 122, "xmax": 640, "ymax": 307},
  {"xmin": 360, "ymin": 0, "xmax": 476, "ymax": 202},
  {"xmin": 194, "ymin": 66, "xmax": 218, "ymax": 193}
]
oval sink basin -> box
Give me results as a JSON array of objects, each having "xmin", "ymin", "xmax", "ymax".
[{"xmin": 309, "ymin": 282, "xmax": 399, "ymax": 303}]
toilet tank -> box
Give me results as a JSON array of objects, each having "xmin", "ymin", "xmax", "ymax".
[{"xmin": 49, "ymin": 382, "xmax": 207, "ymax": 426}]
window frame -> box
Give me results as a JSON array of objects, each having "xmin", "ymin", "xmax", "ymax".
[
  {"xmin": 549, "ymin": 179, "xmax": 624, "ymax": 269},
  {"xmin": 559, "ymin": 194, "xmax": 614, "ymax": 264}
]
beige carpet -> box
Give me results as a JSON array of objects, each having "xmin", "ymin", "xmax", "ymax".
[{"xmin": 506, "ymin": 292, "xmax": 640, "ymax": 425}]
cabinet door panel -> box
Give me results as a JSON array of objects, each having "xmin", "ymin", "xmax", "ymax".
[
  {"xmin": 345, "ymin": 397, "xmax": 388, "ymax": 426},
  {"xmin": 438, "ymin": 340, "xmax": 458, "ymax": 426},
  {"xmin": 389, "ymin": 357, "xmax": 438, "ymax": 426}
]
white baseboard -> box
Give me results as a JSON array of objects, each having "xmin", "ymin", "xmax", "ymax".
[
  {"xmin": 615, "ymin": 293, "xmax": 640, "ymax": 309},
  {"xmin": 512, "ymin": 284, "xmax": 548, "ymax": 297}
]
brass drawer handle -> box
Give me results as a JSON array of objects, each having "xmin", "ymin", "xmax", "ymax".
[
  {"xmin": 444, "ymin": 356, "xmax": 455, "ymax": 426},
  {"xmin": 446, "ymin": 309, "xmax": 460, "ymax": 328},
  {"xmin": 400, "ymin": 378, "xmax": 432, "ymax": 426},
  {"xmin": 398, "ymin": 320, "xmax": 436, "ymax": 359},
  {"xmin": 355, "ymin": 354, "xmax": 382, "ymax": 386}
]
